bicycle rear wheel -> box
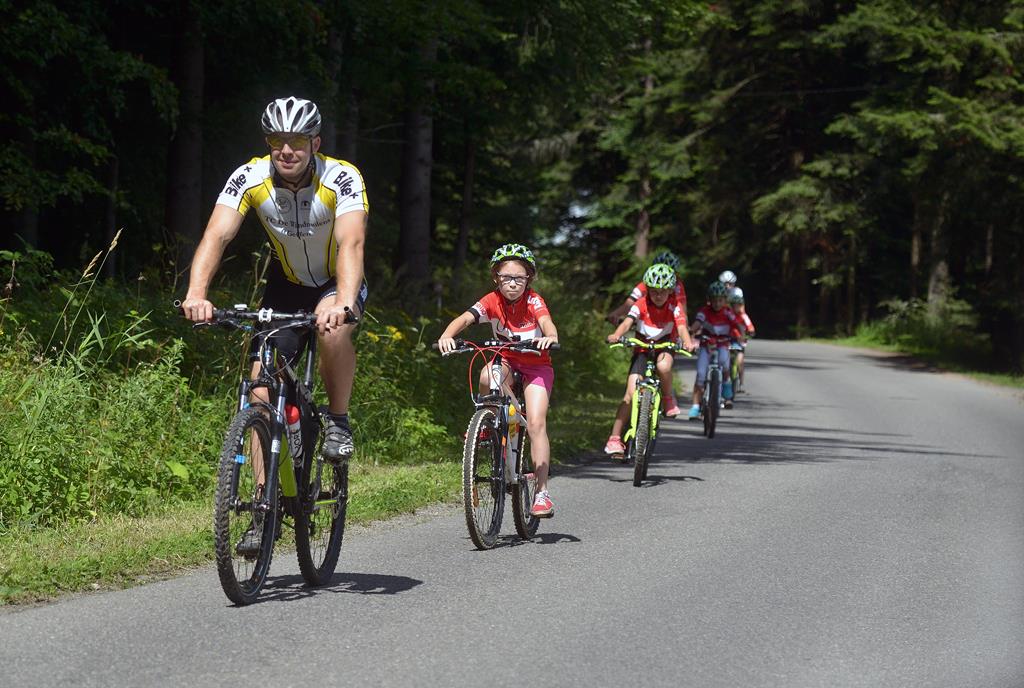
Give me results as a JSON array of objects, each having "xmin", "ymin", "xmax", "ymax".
[
  {"xmin": 511, "ymin": 432, "xmax": 540, "ymax": 539},
  {"xmin": 706, "ymin": 368, "xmax": 721, "ymax": 439},
  {"xmin": 214, "ymin": 406, "xmax": 278, "ymax": 605},
  {"xmin": 295, "ymin": 423, "xmax": 348, "ymax": 586},
  {"xmin": 633, "ymin": 387, "xmax": 654, "ymax": 487},
  {"xmin": 463, "ymin": 407, "xmax": 504, "ymax": 549}
]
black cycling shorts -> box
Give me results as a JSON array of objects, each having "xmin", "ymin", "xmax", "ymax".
[
  {"xmin": 252, "ymin": 262, "xmax": 369, "ymax": 368},
  {"xmin": 628, "ymin": 348, "xmax": 673, "ymax": 376}
]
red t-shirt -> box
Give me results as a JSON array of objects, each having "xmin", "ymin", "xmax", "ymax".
[
  {"xmin": 470, "ymin": 289, "xmax": 552, "ymax": 365},
  {"xmin": 694, "ymin": 304, "xmax": 743, "ymax": 346},
  {"xmin": 628, "ymin": 293, "xmax": 687, "ymax": 343},
  {"xmin": 630, "ymin": 280, "xmax": 688, "ymax": 314}
]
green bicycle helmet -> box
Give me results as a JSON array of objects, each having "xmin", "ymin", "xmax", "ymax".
[
  {"xmin": 490, "ymin": 243, "xmax": 536, "ymax": 273},
  {"xmin": 651, "ymin": 250, "xmax": 680, "ymax": 271},
  {"xmin": 707, "ymin": 280, "xmax": 728, "ymax": 298},
  {"xmin": 644, "ymin": 263, "xmax": 677, "ymax": 290}
]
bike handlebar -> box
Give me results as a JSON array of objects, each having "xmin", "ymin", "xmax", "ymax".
[
  {"xmin": 609, "ymin": 337, "xmax": 694, "ymax": 357},
  {"xmin": 432, "ymin": 339, "xmax": 561, "ymax": 356},
  {"xmin": 173, "ymin": 300, "xmax": 358, "ymax": 330}
]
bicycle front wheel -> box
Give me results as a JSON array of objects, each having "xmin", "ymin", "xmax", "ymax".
[
  {"xmin": 463, "ymin": 407, "xmax": 504, "ymax": 549},
  {"xmin": 706, "ymin": 367, "xmax": 721, "ymax": 439},
  {"xmin": 295, "ymin": 433, "xmax": 348, "ymax": 586},
  {"xmin": 511, "ymin": 432, "xmax": 539, "ymax": 539},
  {"xmin": 214, "ymin": 406, "xmax": 278, "ymax": 605},
  {"xmin": 633, "ymin": 387, "xmax": 654, "ymax": 487}
]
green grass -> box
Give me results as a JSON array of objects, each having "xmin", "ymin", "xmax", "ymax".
[
  {"xmin": 0, "ymin": 385, "xmax": 619, "ymax": 606},
  {"xmin": 813, "ymin": 335, "xmax": 1024, "ymax": 389}
]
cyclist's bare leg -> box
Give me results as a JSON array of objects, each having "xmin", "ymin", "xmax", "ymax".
[
  {"xmin": 319, "ymin": 323, "xmax": 357, "ymax": 415},
  {"xmin": 477, "ymin": 360, "xmax": 513, "ymax": 396},
  {"xmin": 247, "ymin": 361, "xmax": 269, "ymax": 489},
  {"xmin": 523, "ymin": 383, "xmax": 552, "ymax": 493},
  {"xmin": 736, "ymin": 350, "xmax": 745, "ymax": 387},
  {"xmin": 610, "ymin": 373, "xmax": 640, "ymax": 437},
  {"xmin": 692, "ymin": 384, "xmax": 704, "ymax": 408},
  {"xmin": 656, "ymin": 351, "xmax": 675, "ymax": 402}
]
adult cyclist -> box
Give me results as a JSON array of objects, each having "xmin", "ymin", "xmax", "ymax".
[{"xmin": 181, "ymin": 96, "xmax": 368, "ymax": 465}]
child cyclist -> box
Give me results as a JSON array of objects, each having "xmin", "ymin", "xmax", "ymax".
[
  {"xmin": 437, "ymin": 244, "xmax": 559, "ymax": 517},
  {"xmin": 688, "ymin": 281, "xmax": 745, "ymax": 418},
  {"xmin": 728, "ymin": 287, "xmax": 755, "ymax": 392},
  {"xmin": 607, "ymin": 250, "xmax": 688, "ymax": 324},
  {"xmin": 604, "ymin": 264, "xmax": 695, "ymax": 456}
]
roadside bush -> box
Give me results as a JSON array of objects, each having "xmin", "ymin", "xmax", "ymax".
[{"xmin": 854, "ymin": 296, "xmax": 987, "ymax": 366}]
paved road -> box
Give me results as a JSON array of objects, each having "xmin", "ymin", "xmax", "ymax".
[{"xmin": 3, "ymin": 341, "xmax": 1022, "ymax": 687}]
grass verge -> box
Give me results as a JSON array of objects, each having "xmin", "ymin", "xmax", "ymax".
[
  {"xmin": 0, "ymin": 387, "xmax": 617, "ymax": 606},
  {"xmin": 811, "ymin": 336, "xmax": 1024, "ymax": 389}
]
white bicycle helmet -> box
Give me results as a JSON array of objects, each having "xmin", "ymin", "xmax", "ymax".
[
  {"xmin": 261, "ymin": 96, "xmax": 322, "ymax": 136},
  {"xmin": 718, "ymin": 269, "xmax": 737, "ymax": 284}
]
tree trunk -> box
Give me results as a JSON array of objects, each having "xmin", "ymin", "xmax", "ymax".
[
  {"xmin": 336, "ymin": 85, "xmax": 359, "ymax": 162},
  {"xmin": 926, "ymin": 190, "xmax": 952, "ymax": 317},
  {"xmin": 165, "ymin": 2, "xmax": 204, "ymax": 270},
  {"xmin": 452, "ymin": 134, "xmax": 476, "ymax": 293},
  {"xmin": 396, "ymin": 37, "xmax": 438, "ymax": 291},
  {"xmin": 634, "ymin": 41, "xmax": 654, "ymax": 260},
  {"xmin": 15, "ymin": 136, "xmax": 39, "ymax": 248},
  {"xmin": 796, "ymin": 234, "xmax": 810, "ymax": 336},
  {"xmin": 319, "ymin": 26, "xmax": 343, "ymax": 155},
  {"xmin": 845, "ymin": 235, "xmax": 856, "ymax": 335},
  {"xmin": 910, "ymin": 197, "xmax": 923, "ymax": 300}
]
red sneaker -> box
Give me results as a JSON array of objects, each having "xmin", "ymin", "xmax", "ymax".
[
  {"xmin": 664, "ymin": 398, "xmax": 680, "ymax": 417},
  {"xmin": 530, "ymin": 491, "xmax": 554, "ymax": 518}
]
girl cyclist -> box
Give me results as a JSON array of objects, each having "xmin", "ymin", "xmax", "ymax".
[
  {"xmin": 604, "ymin": 263, "xmax": 695, "ymax": 456},
  {"xmin": 437, "ymin": 244, "xmax": 559, "ymax": 517},
  {"xmin": 607, "ymin": 250, "xmax": 689, "ymax": 324}
]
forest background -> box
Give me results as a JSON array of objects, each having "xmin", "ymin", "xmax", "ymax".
[{"xmin": 0, "ymin": 0, "xmax": 1022, "ymax": 599}]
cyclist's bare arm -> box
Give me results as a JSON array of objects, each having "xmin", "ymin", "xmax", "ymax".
[
  {"xmin": 607, "ymin": 315, "xmax": 636, "ymax": 343},
  {"xmin": 607, "ymin": 296, "xmax": 636, "ymax": 323},
  {"xmin": 437, "ymin": 311, "xmax": 476, "ymax": 354},
  {"xmin": 317, "ymin": 210, "xmax": 367, "ymax": 333},
  {"xmin": 182, "ymin": 205, "xmax": 245, "ymax": 322},
  {"xmin": 535, "ymin": 314, "xmax": 558, "ymax": 350}
]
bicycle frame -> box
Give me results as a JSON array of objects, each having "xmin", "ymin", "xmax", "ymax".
[{"xmin": 610, "ymin": 337, "xmax": 683, "ymax": 446}]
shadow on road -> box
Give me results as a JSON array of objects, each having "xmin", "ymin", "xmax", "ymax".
[{"xmin": 249, "ymin": 571, "xmax": 423, "ymax": 604}]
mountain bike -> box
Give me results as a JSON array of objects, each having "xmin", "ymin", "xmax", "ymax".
[
  {"xmin": 435, "ymin": 339, "xmax": 559, "ymax": 549},
  {"xmin": 608, "ymin": 338, "xmax": 690, "ymax": 487},
  {"xmin": 179, "ymin": 302, "xmax": 355, "ymax": 604},
  {"xmin": 697, "ymin": 334, "xmax": 724, "ymax": 439}
]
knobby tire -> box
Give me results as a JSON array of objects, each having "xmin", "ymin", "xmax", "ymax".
[
  {"xmin": 707, "ymin": 367, "xmax": 721, "ymax": 439},
  {"xmin": 214, "ymin": 406, "xmax": 278, "ymax": 606},
  {"xmin": 511, "ymin": 432, "xmax": 540, "ymax": 539},
  {"xmin": 295, "ymin": 423, "xmax": 348, "ymax": 586},
  {"xmin": 633, "ymin": 388, "xmax": 654, "ymax": 487},
  {"xmin": 463, "ymin": 407, "xmax": 504, "ymax": 549}
]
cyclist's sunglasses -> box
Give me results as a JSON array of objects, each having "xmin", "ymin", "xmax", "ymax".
[{"xmin": 266, "ymin": 133, "xmax": 312, "ymax": 150}]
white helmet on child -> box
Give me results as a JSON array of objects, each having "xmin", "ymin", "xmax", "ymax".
[{"xmin": 718, "ymin": 269, "xmax": 737, "ymax": 284}]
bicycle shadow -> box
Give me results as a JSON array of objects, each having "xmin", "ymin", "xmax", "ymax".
[
  {"xmin": 247, "ymin": 571, "xmax": 423, "ymax": 604},
  {"xmin": 491, "ymin": 531, "xmax": 582, "ymax": 548}
]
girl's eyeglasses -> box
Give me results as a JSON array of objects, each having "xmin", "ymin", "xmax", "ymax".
[
  {"xmin": 497, "ymin": 274, "xmax": 528, "ymax": 286},
  {"xmin": 266, "ymin": 133, "xmax": 311, "ymax": 150}
]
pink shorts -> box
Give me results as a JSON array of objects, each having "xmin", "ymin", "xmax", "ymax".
[{"xmin": 508, "ymin": 360, "xmax": 554, "ymax": 396}]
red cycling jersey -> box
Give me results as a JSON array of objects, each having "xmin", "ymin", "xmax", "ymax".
[
  {"xmin": 627, "ymin": 293, "xmax": 687, "ymax": 343},
  {"xmin": 469, "ymin": 289, "xmax": 552, "ymax": 365},
  {"xmin": 630, "ymin": 280, "xmax": 688, "ymax": 313},
  {"xmin": 694, "ymin": 304, "xmax": 743, "ymax": 346}
]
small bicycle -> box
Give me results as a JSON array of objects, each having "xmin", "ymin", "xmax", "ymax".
[
  {"xmin": 180, "ymin": 302, "xmax": 354, "ymax": 605},
  {"xmin": 697, "ymin": 333, "xmax": 724, "ymax": 439},
  {"xmin": 609, "ymin": 337, "xmax": 690, "ymax": 487},
  {"xmin": 435, "ymin": 339, "xmax": 558, "ymax": 549}
]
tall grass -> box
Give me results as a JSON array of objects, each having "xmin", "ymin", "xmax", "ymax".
[{"xmin": 0, "ymin": 246, "xmax": 620, "ymax": 532}]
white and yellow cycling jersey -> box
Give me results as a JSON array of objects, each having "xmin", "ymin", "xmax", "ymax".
[{"xmin": 216, "ymin": 154, "xmax": 368, "ymax": 288}]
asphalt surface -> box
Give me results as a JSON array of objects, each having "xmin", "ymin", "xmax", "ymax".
[{"xmin": 2, "ymin": 340, "xmax": 1023, "ymax": 688}]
